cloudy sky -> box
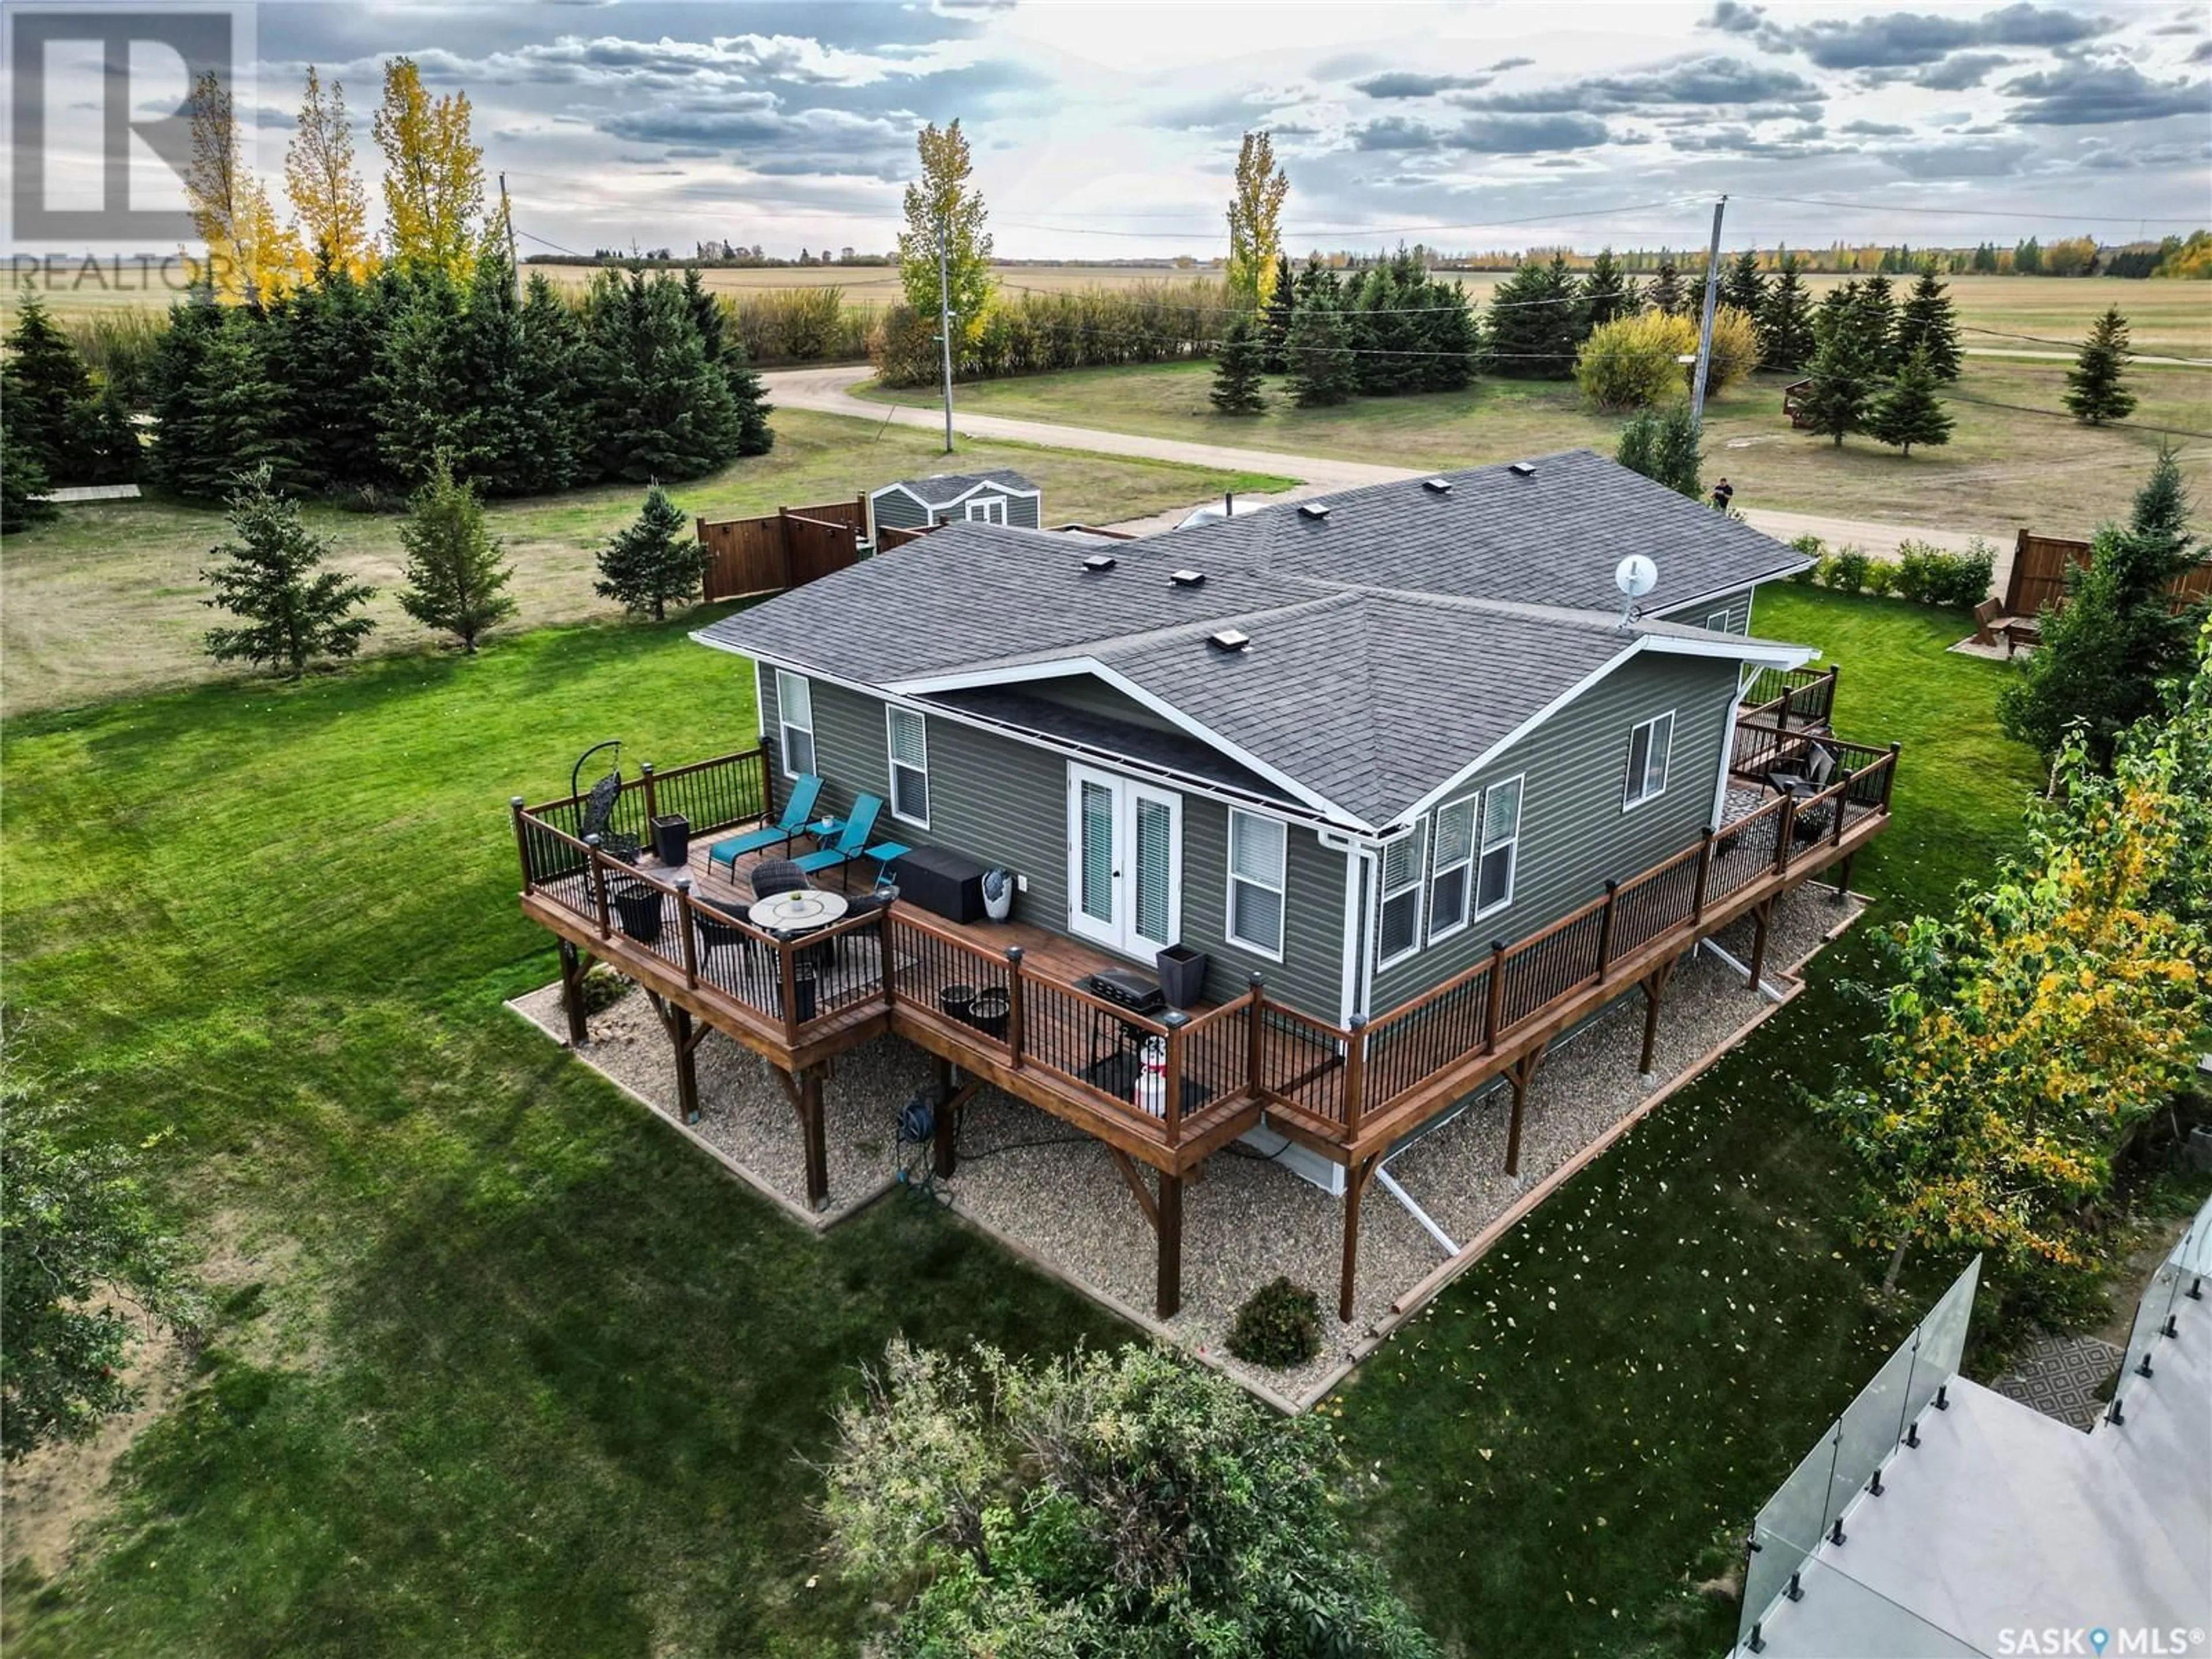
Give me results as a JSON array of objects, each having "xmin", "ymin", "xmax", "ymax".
[{"xmin": 233, "ymin": 1, "xmax": 2210, "ymax": 259}]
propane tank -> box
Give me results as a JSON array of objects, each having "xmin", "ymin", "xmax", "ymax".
[{"xmin": 1134, "ymin": 1036, "xmax": 1168, "ymax": 1117}]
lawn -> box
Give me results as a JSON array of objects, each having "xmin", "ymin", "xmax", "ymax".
[
  {"xmin": 853, "ymin": 356, "xmax": 2212, "ymax": 540},
  {"xmin": 0, "ymin": 586, "xmax": 2052, "ymax": 1657},
  {"xmin": 0, "ymin": 408, "xmax": 1293, "ymax": 715}
]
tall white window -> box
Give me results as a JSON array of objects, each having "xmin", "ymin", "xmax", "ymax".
[
  {"xmin": 887, "ymin": 706, "xmax": 929, "ymax": 826},
  {"xmin": 776, "ymin": 671, "xmax": 815, "ymax": 778},
  {"xmin": 1427, "ymin": 797, "xmax": 1476, "ymax": 941},
  {"xmin": 1376, "ymin": 821, "xmax": 1426, "ymax": 968},
  {"xmin": 1226, "ymin": 811, "xmax": 1286, "ymax": 957},
  {"xmin": 1623, "ymin": 712, "xmax": 1673, "ymax": 808},
  {"xmin": 1476, "ymin": 776, "xmax": 1522, "ymax": 916},
  {"xmin": 964, "ymin": 496, "xmax": 1007, "ymax": 524}
]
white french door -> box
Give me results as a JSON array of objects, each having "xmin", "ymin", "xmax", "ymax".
[{"xmin": 1067, "ymin": 764, "xmax": 1181, "ymax": 959}]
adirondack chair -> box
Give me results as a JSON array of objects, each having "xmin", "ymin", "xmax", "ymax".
[
  {"xmin": 707, "ymin": 774, "xmax": 823, "ymax": 880},
  {"xmin": 791, "ymin": 794, "xmax": 910, "ymax": 889}
]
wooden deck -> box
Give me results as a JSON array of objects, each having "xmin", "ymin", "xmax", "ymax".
[{"xmin": 511, "ymin": 711, "xmax": 1896, "ymax": 1322}]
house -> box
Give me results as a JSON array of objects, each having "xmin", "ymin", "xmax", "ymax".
[
  {"xmin": 510, "ymin": 450, "xmax": 1897, "ymax": 1323},
  {"xmin": 868, "ymin": 470, "xmax": 1043, "ymax": 542}
]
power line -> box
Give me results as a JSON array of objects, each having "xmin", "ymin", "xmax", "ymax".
[
  {"xmin": 1728, "ymin": 192, "xmax": 2206, "ymax": 228},
  {"xmin": 991, "ymin": 198, "xmax": 1697, "ymax": 241}
]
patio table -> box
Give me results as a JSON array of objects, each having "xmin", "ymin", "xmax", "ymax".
[{"xmin": 747, "ymin": 889, "xmax": 848, "ymax": 935}]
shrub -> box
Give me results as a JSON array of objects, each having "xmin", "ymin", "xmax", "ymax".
[
  {"xmin": 872, "ymin": 280, "xmax": 1221, "ymax": 388},
  {"xmin": 1228, "ymin": 1275, "xmax": 1323, "ymax": 1368},
  {"xmin": 1787, "ymin": 533, "xmax": 1825, "ymax": 581},
  {"xmin": 1822, "ymin": 547, "xmax": 1872, "ymax": 594},
  {"xmin": 580, "ymin": 963, "xmax": 632, "ymax": 1014},
  {"xmin": 1862, "ymin": 560, "xmax": 1899, "ymax": 597},
  {"xmin": 1895, "ymin": 539, "xmax": 1998, "ymax": 607},
  {"xmin": 1574, "ymin": 310, "xmax": 1698, "ymax": 410},
  {"xmin": 726, "ymin": 287, "xmax": 870, "ymax": 366},
  {"xmin": 1705, "ymin": 303, "xmax": 1760, "ymax": 395}
]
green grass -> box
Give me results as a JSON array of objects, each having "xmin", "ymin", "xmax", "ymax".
[
  {"xmin": 0, "ymin": 586, "xmax": 2051, "ymax": 1657},
  {"xmin": 0, "ymin": 408, "xmax": 1295, "ymax": 715},
  {"xmin": 1329, "ymin": 585, "xmax": 2049, "ymax": 1657},
  {"xmin": 851, "ymin": 357, "xmax": 2212, "ymax": 541}
]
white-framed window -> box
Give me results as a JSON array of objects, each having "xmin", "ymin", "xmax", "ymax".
[
  {"xmin": 1705, "ymin": 608, "xmax": 1734, "ymax": 634},
  {"xmin": 1226, "ymin": 810, "xmax": 1286, "ymax": 959},
  {"xmin": 887, "ymin": 706, "xmax": 930, "ymax": 827},
  {"xmin": 1427, "ymin": 797, "xmax": 1476, "ymax": 942},
  {"xmin": 964, "ymin": 495, "xmax": 1008, "ymax": 524},
  {"xmin": 1623, "ymin": 711, "xmax": 1674, "ymax": 809},
  {"xmin": 775, "ymin": 670, "xmax": 815, "ymax": 779},
  {"xmin": 1476, "ymin": 775, "xmax": 1523, "ymax": 916},
  {"xmin": 1376, "ymin": 820, "xmax": 1426, "ymax": 969}
]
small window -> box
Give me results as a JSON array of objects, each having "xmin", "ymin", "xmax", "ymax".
[
  {"xmin": 1705, "ymin": 608, "xmax": 1734, "ymax": 634},
  {"xmin": 1623, "ymin": 712, "xmax": 1673, "ymax": 809},
  {"xmin": 1427, "ymin": 797, "xmax": 1476, "ymax": 941},
  {"xmin": 1476, "ymin": 777, "xmax": 1522, "ymax": 916},
  {"xmin": 776, "ymin": 670, "xmax": 815, "ymax": 779},
  {"xmin": 1226, "ymin": 811, "xmax": 1286, "ymax": 957},
  {"xmin": 964, "ymin": 495, "xmax": 1007, "ymax": 525},
  {"xmin": 1376, "ymin": 821, "xmax": 1426, "ymax": 968},
  {"xmin": 887, "ymin": 706, "xmax": 929, "ymax": 827}
]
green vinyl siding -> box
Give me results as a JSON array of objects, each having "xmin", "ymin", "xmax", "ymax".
[
  {"xmin": 1365, "ymin": 650, "xmax": 1742, "ymax": 1015},
  {"xmin": 1658, "ymin": 585, "xmax": 1753, "ymax": 635}
]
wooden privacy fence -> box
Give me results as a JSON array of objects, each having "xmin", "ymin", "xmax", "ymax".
[
  {"xmin": 696, "ymin": 495, "xmax": 867, "ymax": 600},
  {"xmin": 2006, "ymin": 528, "xmax": 2212, "ymax": 617}
]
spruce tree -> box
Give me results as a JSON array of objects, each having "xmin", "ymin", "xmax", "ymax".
[
  {"xmin": 1759, "ymin": 253, "xmax": 1815, "ymax": 372},
  {"xmin": 272, "ymin": 258, "xmax": 385, "ymax": 493},
  {"xmin": 81, "ymin": 380, "xmax": 142, "ymax": 484},
  {"xmin": 396, "ymin": 454, "xmax": 515, "ymax": 649},
  {"xmin": 1800, "ymin": 293, "xmax": 1875, "ymax": 446},
  {"xmin": 1893, "ymin": 264, "xmax": 1961, "ymax": 382},
  {"xmin": 2064, "ymin": 306, "xmax": 2137, "ymax": 425},
  {"xmin": 594, "ymin": 482, "xmax": 704, "ymax": 620},
  {"xmin": 1483, "ymin": 253, "xmax": 1580, "ymax": 379},
  {"xmin": 1208, "ymin": 313, "xmax": 1267, "ymax": 414},
  {"xmin": 1581, "ymin": 248, "xmax": 1636, "ymax": 331},
  {"xmin": 1418, "ymin": 278, "xmax": 1479, "ymax": 392},
  {"xmin": 373, "ymin": 267, "xmax": 473, "ymax": 487},
  {"xmin": 151, "ymin": 311, "xmax": 292, "ymax": 499},
  {"xmin": 683, "ymin": 266, "xmax": 774, "ymax": 456},
  {"xmin": 513, "ymin": 274, "xmax": 590, "ymax": 492},
  {"xmin": 1646, "ymin": 257, "xmax": 1686, "ymax": 317},
  {"xmin": 1, "ymin": 294, "xmax": 98, "ymax": 482},
  {"xmin": 1866, "ymin": 344, "xmax": 1953, "ymax": 456},
  {"xmin": 583, "ymin": 270, "xmax": 743, "ymax": 481},
  {"xmin": 1851, "ymin": 273, "xmax": 1899, "ymax": 374},
  {"xmin": 1, "ymin": 440, "xmax": 55, "ymax": 532},
  {"xmin": 1286, "ymin": 294, "xmax": 1355, "ymax": 407},
  {"xmin": 1719, "ymin": 251, "xmax": 1766, "ymax": 324},
  {"xmin": 1260, "ymin": 252, "xmax": 1297, "ymax": 372},
  {"xmin": 457, "ymin": 249, "xmax": 535, "ymax": 493},
  {"xmin": 201, "ymin": 464, "xmax": 377, "ymax": 677}
]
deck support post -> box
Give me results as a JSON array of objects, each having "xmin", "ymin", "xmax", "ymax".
[
  {"xmin": 558, "ymin": 938, "xmax": 590, "ymax": 1047},
  {"xmin": 1836, "ymin": 852, "xmax": 1855, "ymax": 903},
  {"xmin": 671, "ymin": 1003, "xmax": 700, "ymax": 1123},
  {"xmin": 931, "ymin": 1054, "xmax": 957, "ymax": 1179},
  {"xmin": 1503, "ymin": 1046, "xmax": 1545, "ymax": 1178},
  {"xmin": 1339, "ymin": 1154, "xmax": 1380, "ymax": 1324},
  {"xmin": 1747, "ymin": 900, "xmax": 1774, "ymax": 992},
  {"xmin": 1638, "ymin": 957, "xmax": 1677, "ymax": 1077},
  {"xmin": 1156, "ymin": 1171, "xmax": 1184, "ymax": 1320},
  {"xmin": 798, "ymin": 1068, "xmax": 829, "ymax": 1210}
]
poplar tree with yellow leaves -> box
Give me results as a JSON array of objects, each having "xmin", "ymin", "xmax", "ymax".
[
  {"xmin": 285, "ymin": 66, "xmax": 374, "ymax": 280},
  {"xmin": 372, "ymin": 57, "xmax": 485, "ymax": 278},
  {"xmin": 1224, "ymin": 130, "xmax": 1289, "ymax": 312},
  {"xmin": 895, "ymin": 120, "xmax": 994, "ymax": 349},
  {"xmin": 183, "ymin": 70, "xmax": 300, "ymax": 306}
]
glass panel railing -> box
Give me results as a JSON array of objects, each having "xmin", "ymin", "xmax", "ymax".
[
  {"xmin": 1741, "ymin": 1426, "xmax": 1841, "ymax": 1649},
  {"xmin": 1828, "ymin": 1328, "xmax": 1922, "ymax": 1536},
  {"xmin": 2106, "ymin": 1253, "xmax": 2184, "ymax": 1427},
  {"xmin": 1903, "ymin": 1255, "xmax": 1979, "ymax": 1428}
]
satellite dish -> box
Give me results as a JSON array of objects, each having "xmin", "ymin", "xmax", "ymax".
[{"xmin": 1614, "ymin": 555, "xmax": 1658, "ymax": 630}]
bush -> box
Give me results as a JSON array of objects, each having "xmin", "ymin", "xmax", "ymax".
[
  {"xmin": 1821, "ymin": 547, "xmax": 1872, "ymax": 594},
  {"xmin": 1573, "ymin": 310, "xmax": 1698, "ymax": 410},
  {"xmin": 1227, "ymin": 1275, "xmax": 1322, "ymax": 1368},
  {"xmin": 580, "ymin": 963, "xmax": 632, "ymax": 1014},
  {"xmin": 1705, "ymin": 304, "xmax": 1761, "ymax": 395},
  {"xmin": 1862, "ymin": 560, "xmax": 1899, "ymax": 597},
  {"xmin": 872, "ymin": 280, "xmax": 1221, "ymax": 388},
  {"xmin": 727, "ymin": 287, "xmax": 871, "ymax": 366},
  {"xmin": 1894, "ymin": 539, "xmax": 1998, "ymax": 607},
  {"xmin": 1787, "ymin": 533, "xmax": 1825, "ymax": 581}
]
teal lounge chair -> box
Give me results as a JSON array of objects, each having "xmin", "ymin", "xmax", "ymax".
[
  {"xmin": 708, "ymin": 774, "xmax": 822, "ymax": 878},
  {"xmin": 792, "ymin": 794, "xmax": 908, "ymax": 889}
]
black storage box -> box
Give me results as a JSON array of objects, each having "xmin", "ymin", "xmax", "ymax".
[
  {"xmin": 887, "ymin": 845, "xmax": 991, "ymax": 923},
  {"xmin": 651, "ymin": 813, "xmax": 690, "ymax": 867}
]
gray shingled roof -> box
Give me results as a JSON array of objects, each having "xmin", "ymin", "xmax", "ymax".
[
  {"xmin": 876, "ymin": 470, "xmax": 1039, "ymax": 507},
  {"xmin": 700, "ymin": 451, "xmax": 1813, "ymax": 828}
]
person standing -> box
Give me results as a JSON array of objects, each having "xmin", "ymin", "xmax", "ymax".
[{"xmin": 1710, "ymin": 476, "xmax": 1735, "ymax": 513}]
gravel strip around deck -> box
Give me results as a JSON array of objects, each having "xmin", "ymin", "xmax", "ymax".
[{"xmin": 509, "ymin": 983, "xmax": 929, "ymax": 1225}]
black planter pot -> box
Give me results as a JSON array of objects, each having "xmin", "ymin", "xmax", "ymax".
[
  {"xmin": 651, "ymin": 813, "xmax": 690, "ymax": 867},
  {"xmin": 610, "ymin": 879, "xmax": 663, "ymax": 944},
  {"xmin": 1156, "ymin": 944, "xmax": 1209, "ymax": 1010},
  {"xmin": 940, "ymin": 983, "xmax": 978, "ymax": 1025},
  {"xmin": 968, "ymin": 987, "xmax": 1012, "ymax": 1040}
]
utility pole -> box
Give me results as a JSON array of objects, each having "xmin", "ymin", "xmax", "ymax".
[
  {"xmin": 937, "ymin": 210, "xmax": 955, "ymax": 453},
  {"xmin": 1688, "ymin": 194, "xmax": 1728, "ymax": 433},
  {"xmin": 498, "ymin": 172, "xmax": 522, "ymax": 307}
]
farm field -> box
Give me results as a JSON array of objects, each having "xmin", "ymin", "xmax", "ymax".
[
  {"xmin": 0, "ymin": 410, "xmax": 1291, "ymax": 714},
  {"xmin": 0, "ymin": 581, "xmax": 2066, "ymax": 1659},
  {"xmin": 854, "ymin": 356, "xmax": 2212, "ymax": 540}
]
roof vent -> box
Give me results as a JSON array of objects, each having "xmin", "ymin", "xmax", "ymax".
[
  {"xmin": 1298, "ymin": 501, "xmax": 1331, "ymax": 519},
  {"xmin": 1170, "ymin": 568, "xmax": 1206, "ymax": 588},
  {"xmin": 1082, "ymin": 552, "xmax": 1117, "ymax": 573},
  {"xmin": 1422, "ymin": 477, "xmax": 1453, "ymax": 494},
  {"xmin": 1508, "ymin": 461, "xmax": 1536, "ymax": 478},
  {"xmin": 1208, "ymin": 628, "xmax": 1251, "ymax": 653}
]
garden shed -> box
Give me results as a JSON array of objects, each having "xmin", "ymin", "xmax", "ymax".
[{"xmin": 869, "ymin": 471, "xmax": 1042, "ymax": 541}]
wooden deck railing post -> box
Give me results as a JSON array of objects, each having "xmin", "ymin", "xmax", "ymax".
[
  {"xmin": 777, "ymin": 938, "xmax": 801, "ymax": 1044},
  {"xmin": 639, "ymin": 761, "xmax": 658, "ymax": 828},
  {"xmin": 1777, "ymin": 683, "xmax": 1795, "ymax": 730},
  {"xmin": 1482, "ymin": 941, "xmax": 1508, "ymax": 1055},
  {"xmin": 1004, "ymin": 946, "xmax": 1026, "ymax": 1068},
  {"xmin": 674, "ymin": 875, "xmax": 699, "ymax": 988},
  {"xmin": 510, "ymin": 796, "xmax": 533, "ymax": 891},
  {"xmin": 1883, "ymin": 743, "xmax": 1901, "ymax": 812},
  {"xmin": 1823, "ymin": 664, "xmax": 1841, "ymax": 722},
  {"xmin": 1245, "ymin": 974, "xmax": 1265, "ymax": 1100},
  {"xmin": 1692, "ymin": 828, "xmax": 1715, "ymax": 923},
  {"xmin": 1595, "ymin": 880, "xmax": 1619, "ymax": 983},
  {"xmin": 880, "ymin": 910, "xmax": 898, "ymax": 1013},
  {"xmin": 1162, "ymin": 1011, "xmax": 1188, "ymax": 1146},
  {"xmin": 1774, "ymin": 794, "xmax": 1798, "ymax": 876},
  {"xmin": 1832, "ymin": 772, "xmax": 1853, "ymax": 849},
  {"xmin": 586, "ymin": 837, "xmax": 612, "ymax": 937},
  {"xmin": 1344, "ymin": 1016, "xmax": 1368, "ymax": 1138}
]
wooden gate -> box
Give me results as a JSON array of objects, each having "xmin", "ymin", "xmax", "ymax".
[
  {"xmin": 2006, "ymin": 528, "xmax": 2212, "ymax": 616},
  {"xmin": 696, "ymin": 494, "xmax": 866, "ymax": 600}
]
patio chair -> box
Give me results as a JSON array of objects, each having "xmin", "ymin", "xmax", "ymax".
[
  {"xmin": 692, "ymin": 896, "xmax": 767, "ymax": 980},
  {"xmin": 748, "ymin": 858, "xmax": 811, "ymax": 901},
  {"xmin": 577, "ymin": 770, "xmax": 641, "ymax": 864},
  {"xmin": 1765, "ymin": 740, "xmax": 1836, "ymax": 799},
  {"xmin": 791, "ymin": 794, "xmax": 910, "ymax": 890},
  {"xmin": 707, "ymin": 774, "xmax": 823, "ymax": 880}
]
